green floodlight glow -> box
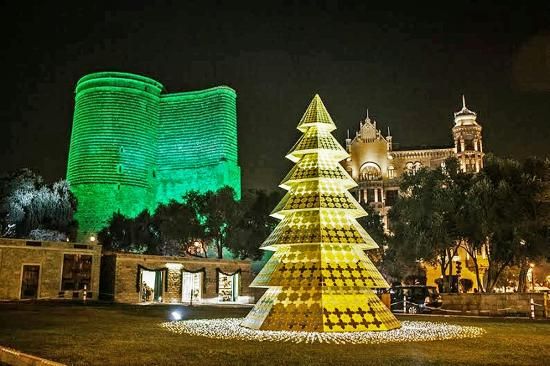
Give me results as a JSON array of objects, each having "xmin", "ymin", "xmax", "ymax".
[{"xmin": 67, "ymin": 72, "xmax": 241, "ymax": 239}]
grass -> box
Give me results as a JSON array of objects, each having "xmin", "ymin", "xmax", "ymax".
[{"xmin": 0, "ymin": 302, "xmax": 549, "ymax": 366}]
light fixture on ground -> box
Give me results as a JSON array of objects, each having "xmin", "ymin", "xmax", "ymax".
[
  {"xmin": 161, "ymin": 318, "xmax": 485, "ymax": 344},
  {"xmin": 171, "ymin": 311, "xmax": 182, "ymax": 321}
]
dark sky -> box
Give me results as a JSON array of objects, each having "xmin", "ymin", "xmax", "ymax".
[{"xmin": 2, "ymin": 1, "xmax": 550, "ymax": 190}]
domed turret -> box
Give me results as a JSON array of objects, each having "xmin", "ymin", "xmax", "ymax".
[{"xmin": 452, "ymin": 96, "xmax": 484, "ymax": 173}]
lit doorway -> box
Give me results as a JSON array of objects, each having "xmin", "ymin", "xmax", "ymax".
[
  {"xmin": 218, "ymin": 272, "xmax": 239, "ymax": 302},
  {"xmin": 20, "ymin": 265, "xmax": 40, "ymax": 299},
  {"xmin": 140, "ymin": 269, "xmax": 163, "ymax": 302},
  {"xmin": 182, "ymin": 271, "xmax": 202, "ymax": 304}
]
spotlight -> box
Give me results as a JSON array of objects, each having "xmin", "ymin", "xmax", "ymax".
[{"xmin": 171, "ymin": 311, "xmax": 182, "ymax": 321}]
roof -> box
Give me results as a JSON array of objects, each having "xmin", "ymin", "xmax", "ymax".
[
  {"xmin": 454, "ymin": 95, "xmax": 477, "ymax": 118},
  {"xmin": 297, "ymin": 94, "xmax": 337, "ymax": 132}
]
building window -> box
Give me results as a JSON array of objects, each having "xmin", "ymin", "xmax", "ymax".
[
  {"xmin": 366, "ymin": 188, "xmax": 375, "ymax": 203},
  {"xmin": 139, "ymin": 268, "xmax": 164, "ymax": 303},
  {"xmin": 359, "ymin": 162, "xmax": 382, "ymax": 181},
  {"xmin": 218, "ymin": 271, "xmax": 239, "ymax": 302},
  {"xmin": 182, "ymin": 271, "xmax": 203, "ymax": 303},
  {"xmin": 388, "ymin": 165, "xmax": 395, "ymax": 179},
  {"xmin": 61, "ymin": 254, "xmax": 93, "ymax": 291},
  {"xmin": 117, "ymin": 164, "xmax": 123, "ymax": 174}
]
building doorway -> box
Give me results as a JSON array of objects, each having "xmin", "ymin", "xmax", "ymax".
[
  {"xmin": 218, "ymin": 271, "xmax": 239, "ymax": 302},
  {"xmin": 140, "ymin": 269, "xmax": 163, "ymax": 302},
  {"xmin": 182, "ymin": 271, "xmax": 202, "ymax": 304},
  {"xmin": 20, "ymin": 265, "xmax": 40, "ymax": 299}
]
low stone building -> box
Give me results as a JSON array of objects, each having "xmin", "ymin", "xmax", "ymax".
[
  {"xmin": 0, "ymin": 238, "xmax": 101, "ymax": 300},
  {"xmin": 100, "ymin": 252, "xmax": 255, "ymax": 304}
]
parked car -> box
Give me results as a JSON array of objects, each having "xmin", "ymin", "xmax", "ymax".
[{"xmin": 389, "ymin": 285, "xmax": 442, "ymax": 314}]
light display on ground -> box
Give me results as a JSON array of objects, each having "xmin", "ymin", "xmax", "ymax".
[
  {"xmin": 240, "ymin": 94, "xmax": 400, "ymax": 332},
  {"xmin": 66, "ymin": 72, "xmax": 241, "ymax": 239},
  {"xmin": 161, "ymin": 318, "xmax": 485, "ymax": 344}
]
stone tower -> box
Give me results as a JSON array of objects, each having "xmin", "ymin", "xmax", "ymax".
[
  {"xmin": 452, "ymin": 96, "xmax": 484, "ymax": 173},
  {"xmin": 67, "ymin": 72, "xmax": 241, "ymax": 240}
]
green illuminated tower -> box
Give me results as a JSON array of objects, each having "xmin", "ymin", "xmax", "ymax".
[{"xmin": 67, "ymin": 72, "xmax": 241, "ymax": 239}]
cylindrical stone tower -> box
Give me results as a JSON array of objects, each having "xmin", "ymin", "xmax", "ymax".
[{"xmin": 67, "ymin": 72, "xmax": 163, "ymax": 239}]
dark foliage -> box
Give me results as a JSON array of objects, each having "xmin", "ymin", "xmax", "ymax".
[{"xmin": 0, "ymin": 169, "xmax": 78, "ymax": 240}]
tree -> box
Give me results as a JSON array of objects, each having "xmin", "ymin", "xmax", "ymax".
[
  {"xmin": 357, "ymin": 203, "xmax": 387, "ymax": 253},
  {"xmin": 242, "ymin": 94, "xmax": 399, "ymax": 331},
  {"xmin": 0, "ymin": 169, "xmax": 78, "ymax": 240},
  {"xmin": 152, "ymin": 200, "xmax": 206, "ymax": 257},
  {"xmin": 197, "ymin": 186, "xmax": 240, "ymax": 259},
  {"xmin": 226, "ymin": 190, "xmax": 281, "ymax": 260},
  {"xmin": 388, "ymin": 158, "xmax": 465, "ymax": 292},
  {"xmin": 98, "ymin": 187, "xmax": 242, "ymax": 258},
  {"xmin": 98, "ymin": 210, "xmax": 157, "ymax": 253},
  {"xmin": 466, "ymin": 155, "xmax": 548, "ymax": 292},
  {"xmin": 356, "ymin": 204, "xmax": 406, "ymax": 281}
]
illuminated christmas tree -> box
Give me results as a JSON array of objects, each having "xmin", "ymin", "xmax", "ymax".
[{"xmin": 241, "ymin": 95, "xmax": 401, "ymax": 332}]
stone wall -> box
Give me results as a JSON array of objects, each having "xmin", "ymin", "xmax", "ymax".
[
  {"xmin": 0, "ymin": 238, "xmax": 101, "ymax": 300},
  {"xmin": 105, "ymin": 252, "xmax": 255, "ymax": 304},
  {"xmin": 441, "ymin": 293, "xmax": 548, "ymax": 318}
]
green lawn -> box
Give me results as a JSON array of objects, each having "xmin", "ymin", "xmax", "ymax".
[{"xmin": 0, "ymin": 302, "xmax": 548, "ymax": 366}]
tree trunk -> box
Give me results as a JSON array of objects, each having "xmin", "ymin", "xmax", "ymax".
[
  {"xmin": 470, "ymin": 254, "xmax": 485, "ymax": 292},
  {"xmin": 217, "ymin": 237, "xmax": 223, "ymax": 259},
  {"xmin": 485, "ymin": 259, "xmax": 510, "ymax": 293},
  {"xmin": 518, "ymin": 259, "xmax": 529, "ymax": 293},
  {"xmin": 448, "ymin": 256, "xmax": 453, "ymax": 293},
  {"xmin": 439, "ymin": 256, "xmax": 448, "ymax": 293}
]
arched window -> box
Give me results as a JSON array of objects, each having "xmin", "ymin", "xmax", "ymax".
[
  {"xmin": 359, "ymin": 162, "xmax": 382, "ymax": 181},
  {"xmin": 388, "ymin": 165, "xmax": 395, "ymax": 179}
]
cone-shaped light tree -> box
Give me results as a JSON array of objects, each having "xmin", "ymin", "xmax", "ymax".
[{"xmin": 241, "ymin": 95, "xmax": 400, "ymax": 332}]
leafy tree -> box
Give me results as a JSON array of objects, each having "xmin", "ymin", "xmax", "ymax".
[
  {"xmin": 152, "ymin": 200, "xmax": 206, "ymax": 257},
  {"xmin": 226, "ymin": 190, "xmax": 281, "ymax": 260},
  {"xmin": 0, "ymin": 169, "xmax": 77, "ymax": 239},
  {"xmin": 99, "ymin": 186, "xmax": 242, "ymax": 258},
  {"xmin": 200, "ymin": 186, "xmax": 240, "ymax": 259},
  {"xmin": 466, "ymin": 155, "xmax": 548, "ymax": 292},
  {"xmin": 357, "ymin": 203, "xmax": 387, "ymax": 252},
  {"xmin": 98, "ymin": 210, "xmax": 156, "ymax": 253},
  {"xmin": 388, "ymin": 158, "xmax": 465, "ymax": 292},
  {"xmin": 459, "ymin": 278, "xmax": 474, "ymax": 293}
]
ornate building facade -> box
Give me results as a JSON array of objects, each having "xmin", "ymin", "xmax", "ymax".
[
  {"xmin": 343, "ymin": 97, "xmax": 484, "ymax": 231},
  {"xmin": 342, "ymin": 98, "xmax": 486, "ymax": 291}
]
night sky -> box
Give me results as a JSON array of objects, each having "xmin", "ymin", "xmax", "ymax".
[{"xmin": 2, "ymin": 1, "xmax": 549, "ymax": 190}]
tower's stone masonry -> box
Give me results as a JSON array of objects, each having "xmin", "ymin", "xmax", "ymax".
[{"xmin": 67, "ymin": 72, "xmax": 241, "ymax": 239}]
